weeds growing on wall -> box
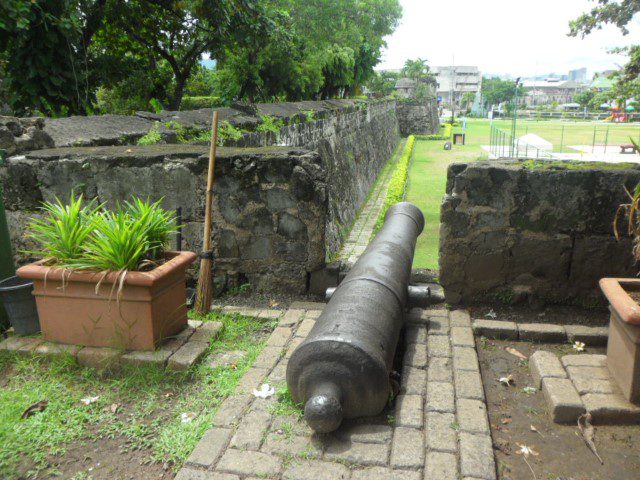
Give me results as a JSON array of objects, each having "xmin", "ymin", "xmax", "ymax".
[
  {"xmin": 137, "ymin": 122, "xmax": 163, "ymax": 145},
  {"xmin": 256, "ymin": 115, "xmax": 285, "ymax": 137},
  {"xmin": 373, "ymin": 135, "xmax": 416, "ymax": 232}
]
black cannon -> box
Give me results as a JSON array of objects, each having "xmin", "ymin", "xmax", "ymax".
[{"xmin": 286, "ymin": 202, "xmax": 425, "ymax": 433}]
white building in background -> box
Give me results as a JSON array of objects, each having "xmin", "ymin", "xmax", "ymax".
[
  {"xmin": 434, "ymin": 66, "xmax": 482, "ymax": 107},
  {"xmin": 521, "ymin": 78, "xmax": 586, "ymax": 107}
]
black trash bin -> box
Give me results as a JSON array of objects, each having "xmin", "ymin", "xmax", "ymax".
[{"xmin": 0, "ymin": 276, "xmax": 40, "ymax": 335}]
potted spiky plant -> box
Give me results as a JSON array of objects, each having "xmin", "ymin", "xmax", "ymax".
[
  {"xmin": 600, "ymin": 139, "xmax": 640, "ymax": 403},
  {"xmin": 16, "ymin": 194, "xmax": 196, "ymax": 351}
]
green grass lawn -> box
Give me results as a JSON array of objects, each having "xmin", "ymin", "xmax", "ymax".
[
  {"xmin": 0, "ymin": 312, "xmax": 276, "ymax": 479},
  {"xmin": 405, "ymin": 118, "xmax": 640, "ymax": 270}
]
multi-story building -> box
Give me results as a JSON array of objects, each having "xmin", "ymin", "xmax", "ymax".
[
  {"xmin": 522, "ymin": 78, "xmax": 586, "ymax": 107},
  {"xmin": 568, "ymin": 68, "xmax": 587, "ymax": 83},
  {"xmin": 434, "ymin": 66, "xmax": 482, "ymax": 107}
]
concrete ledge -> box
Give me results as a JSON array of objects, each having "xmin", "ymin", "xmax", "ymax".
[{"xmin": 541, "ymin": 377, "xmax": 585, "ymax": 423}]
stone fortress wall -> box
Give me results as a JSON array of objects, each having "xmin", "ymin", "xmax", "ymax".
[
  {"xmin": 2, "ymin": 98, "xmax": 439, "ymax": 292},
  {"xmin": 439, "ymin": 160, "xmax": 640, "ymax": 306}
]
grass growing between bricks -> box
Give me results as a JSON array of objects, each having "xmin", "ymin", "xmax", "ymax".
[{"xmin": 0, "ymin": 312, "xmax": 277, "ymax": 479}]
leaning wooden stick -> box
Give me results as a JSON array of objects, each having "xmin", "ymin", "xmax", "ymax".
[{"xmin": 194, "ymin": 110, "xmax": 219, "ymax": 314}]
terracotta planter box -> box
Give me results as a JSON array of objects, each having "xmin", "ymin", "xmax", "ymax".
[
  {"xmin": 17, "ymin": 251, "xmax": 197, "ymax": 351},
  {"xmin": 599, "ymin": 278, "xmax": 640, "ymax": 403}
]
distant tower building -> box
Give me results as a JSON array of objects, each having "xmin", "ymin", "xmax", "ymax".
[{"xmin": 568, "ymin": 68, "xmax": 587, "ymax": 84}]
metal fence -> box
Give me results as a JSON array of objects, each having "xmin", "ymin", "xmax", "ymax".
[{"xmin": 488, "ymin": 124, "xmax": 553, "ymax": 159}]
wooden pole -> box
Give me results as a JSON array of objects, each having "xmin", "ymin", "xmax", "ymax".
[{"xmin": 194, "ymin": 110, "xmax": 219, "ymax": 315}]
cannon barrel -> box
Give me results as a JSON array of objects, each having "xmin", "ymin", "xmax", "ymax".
[{"xmin": 286, "ymin": 202, "xmax": 425, "ymax": 433}]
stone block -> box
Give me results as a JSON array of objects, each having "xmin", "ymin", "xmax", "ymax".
[
  {"xmin": 529, "ymin": 350, "xmax": 566, "ymax": 388},
  {"xmin": 428, "ymin": 357, "xmax": 453, "ymax": 383},
  {"xmin": 390, "ymin": 426, "xmax": 424, "ymax": 469},
  {"xmin": 258, "ymin": 309, "xmax": 282, "ymax": 320},
  {"xmin": 338, "ymin": 422, "xmax": 392, "ymax": 444},
  {"xmin": 285, "ymin": 336, "xmax": 304, "ymax": 359},
  {"xmin": 34, "ymin": 342, "xmax": 81, "ymax": 359},
  {"xmin": 405, "ymin": 325, "xmax": 428, "ymax": 346},
  {"xmin": 572, "ymin": 376, "xmax": 617, "ymax": 395},
  {"xmin": 564, "ymin": 325, "xmax": 608, "ymax": 347},
  {"xmin": 262, "ymin": 433, "xmax": 321, "ymax": 458},
  {"xmin": 425, "ymin": 451, "xmax": 458, "ymax": 480},
  {"xmin": 212, "ymin": 394, "xmax": 252, "ymax": 427},
  {"xmin": 561, "ymin": 354, "xmax": 606, "ymax": 368},
  {"xmin": 459, "ymin": 432, "xmax": 496, "ymax": 480},
  {"xmin": 253, "ymin": 346, "xmax": 282, "ymax": 369},
  {"xmin": 450, "ymin": 309, "xmax": 471, "ymax": 326},
  {"xmin": 427, "ymin": 335, "xmax": 451, "ymax": 358},
  {"xmin": 279, "ymin": 309, "xmax": 304, "ymax": 326},
  {"xmin": 230, "ymin": 410, "xmax": 272, "ymax": 450},
  {"xmin": 217, "ymin": 449, "xmax": 282, "ymax": 477},
  {"xmin": 283, "ymin": 460, "xmax": 350, "ymax": 480},
  {"xmin": 266, "ymin": 326, "xmax": 293, "ymax": 347},
  {"xmin": 401, "ymin": 367, "xmax": 427, "ymax": 395},
  {"xmin": 77, "ymin": 347, "xmax": 121, "ymax": 371},
  {"xmin": 426, "ymin": 381, "xmax": 455, "ymax": 413},
  {"xmin": 394, "ymin": 394, "xmax": 423, "ymax": 427},
  {"xmin": 472, "ymin": 320, "xmax": 518, "ymax": 340},
  {"xmin": 518, "ymin": 323, "xmax": 566, "ymax": 342},
  {"xmin": 351, "ymin": 467, "xmax": 421, "ymax": 480},
  {"xmin": 456, "ymin": 398, "xmax": 489, "ymax": 434},
  {"xmin": 190, "ymin": 321, "xmax": 223, "ymax": 343},
  {"xmin": 451, "ymin": 327, "xmax": 475, "ymax": 347},
  {"xmin": 289, "ymin": 301, "xmax": 326, "ymax": 310},
  {"xmin": 0, "ymin": 336, "xmax": 43, "ymax": 354},
  {"xmin": 582, "ymin": 393, "xmax": 640, "ymax": 424},
  {"xmin": 121, "ymin": 349, "xmax": 173, "ymax": 367},
  {"xmin": 186, "ymin": 427, "xmax": 232, "ymax": 467},
  {"xmin": 541, "ymin": 377, "xmax": 585, "ymax": 423},
  {"xmin": 188, "ymin": 320, "xmax": 203, "ymax": 329},
  {"xmin": 403, "ymin": 342, "xmax": 427, "ymax": 368},
  {"xmin": 175, "ymin": 468, "xmax": 239, "ymax": 480},
  {"xmin": 324, "ymin": 438, "xmax": 389, "ymax": 466},
  {"xmin": 167, "ymin": 341, "xmax": 209, "ymax": 371},
  {"xmin": 566, "ymin": 365, "xmax": 611, "ymax": 381},
  {"xmin": 295, "ymin": 318, "xmax": 316, "ymax": 338},
  {"xmin": 425, "ymin": 411, "xmax": 457, "ymax": 453},
  {"xmin": 427, "ymin": 316, "xmax": 449, "ymax": 335},
  {"xmin": 236, "ymin": 367, "xmax": 269, "ymax": 393},
  {"xmin": 422, "ymin": 307, "xmax": 448, "ymax": 318},
  {"xmin": 453, "ymin": 346, "xmax": 479, "ymax": 372},
  {"xmin": 454, "ymin": 370, "xmax": 485, "ymax": 401}
]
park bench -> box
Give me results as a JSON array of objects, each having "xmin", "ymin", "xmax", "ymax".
[{"xmin": 620, "ymin": 144, "xmax": 638, "ymax": 154}]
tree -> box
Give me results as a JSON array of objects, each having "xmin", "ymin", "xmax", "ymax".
[
  {"xmin": 569, "ymin": 0, "xmax": 640, "ymax": 37},
  {"xmin": 481, "ymin": 77, "xmax": 523, "ymax": 109},
  {"xmin": 574, "ymin": 90, "xmax": 596, "ymax": 109},
  {"xmin": 365, "ymin": 70, "xmax": 399, "ymax": 96},
  {"xmin": 402, "ymin": 58, "xmax": 430, "ymax": 81}
]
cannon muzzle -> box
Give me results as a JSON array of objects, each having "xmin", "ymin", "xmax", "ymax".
[{"xmin": 286, "ymin": 202, "xmax": 425, "ymax": 433}]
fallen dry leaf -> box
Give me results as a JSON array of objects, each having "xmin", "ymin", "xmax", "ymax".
[
  {"xmin": 125, "ymin": 148, "xmax": 132, "ymax": 153},
  {"xmin": 577, "ymin": 413, "xmax": 603, "ymax": 464},
  {"xmin": 498, "ymin": 375, "xmax": 515, "ymax": 386},
  {"xmin": 530, "ymin": 424, "xmax": 544, "ymax": 438},
  {"xmin": 501, "ymin": 417, "xmax": 513, "ymax": 425},
  {"xmin": 109, "ymin": 403, "xmax": 120, "ymax": 414},
  {"xmin": 494, "ymin": 438, "xmax": 511, "ymax": 455},
  {"xmin": 505, "ymin": 347, "xmax": 528, "ymax": 361},
  {"xmin": 21, "ymin": 400, "xmax": 48, "ymax": 420}
]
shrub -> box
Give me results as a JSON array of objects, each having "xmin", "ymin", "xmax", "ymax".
[
  {"xmin": 419, "ymin": 123, "xmax": 452, "ymax": 141},
  {"xmin": 180, "ymin": 96, "xmax": 222, "ymax": 110},
  {"xmin": 373, "ymin": 135, "xmax": 416, "ymax": 232},
  {"xmin": 26, "ymin": 194, "xmax": 177, "ymax": 271},
  {"xmin": 256, "ymin": 115, "xmax": 285, "ymax": 135},
  {"xmin": 137, "ymin": 122, "xmax": 163, "ymax": 145}
]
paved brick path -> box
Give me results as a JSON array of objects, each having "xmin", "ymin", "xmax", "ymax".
[
  {"xmin": 338, "ymin": 139, "xmax": 406, "ymax": 268},
  {"xmin": 175, "ymin": 304, "xmax": 496, "ymax": 480}
]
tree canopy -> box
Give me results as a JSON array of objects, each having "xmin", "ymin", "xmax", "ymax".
[
  {"xmin": 480, "ymin": 77, "xmax": 523, "ymax": 109},
  {"xmin": 0, "ymin": 0, "xmax": 402, "ymax": 114}
]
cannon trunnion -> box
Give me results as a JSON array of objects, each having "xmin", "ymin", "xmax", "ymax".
[{"xmin": 286, "ymin": 202, "xmax": 425, "ymax": 433}]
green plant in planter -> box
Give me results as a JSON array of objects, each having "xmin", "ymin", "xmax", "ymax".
[{"xmin": 26, "ymin": 194, "xmax": 177, "ymax": 272}]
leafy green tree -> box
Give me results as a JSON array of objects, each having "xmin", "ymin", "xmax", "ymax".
[
  {"xmin": 365, "ymin": 70, "xmax": 400, "ymax": 96},
  {"xmin": 481, "ymin": 77, "xmax": 523, "ymax": 109},
  {"xmin": 402, "ymin": 58, "xmax": 431, "ymax": 81},
  {"xmin": 574, "ymin": 90, "xmax": 596, "ymax": 109}
]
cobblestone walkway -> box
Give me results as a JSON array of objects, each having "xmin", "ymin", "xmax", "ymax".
[
  {"xmin": 338, "ymin": 139, "xmax": 406, "ymax": 267},
  {"xmin": 175, "ymin": 303, "xmax": 496, "ymax": 480}
]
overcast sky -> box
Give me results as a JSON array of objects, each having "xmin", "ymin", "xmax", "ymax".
[{"xmin": 378, "ymin": 0, "xmax": 640, "ymax": 78}]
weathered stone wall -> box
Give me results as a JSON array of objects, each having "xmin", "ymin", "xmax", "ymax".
[
  {"xmin": 396, "ymin": 101, "xmax": 439, "ymax": 136},
  {"xmin": 0, "ymin": 116, "xmax": 53, "ymax": 155},
  {"xmin": 40, "ymin": 99, "xmax": 399, "ymax": 258},
  {"xmin": 2, "ymin": 99, "xmax": 400, "ymax": 292},
  {"xmin": 2, "ymin": 145, "xmax": 326, "ymax": 294},
  {"xmin": 439, "ymin": 160, "xmax": 640, "ymax": 306}
]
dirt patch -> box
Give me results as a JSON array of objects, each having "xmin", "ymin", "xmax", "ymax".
[
  {"xmin": 470, "ymin": 304, "xmax": 608, "ymax": 327},
  {"xmin": 478, "ymin": 338, "xmax": 640, "ymax": 480},
  {"xmin": 212, "ymin": 289, "xmax": 322, "ymax": 310}
]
